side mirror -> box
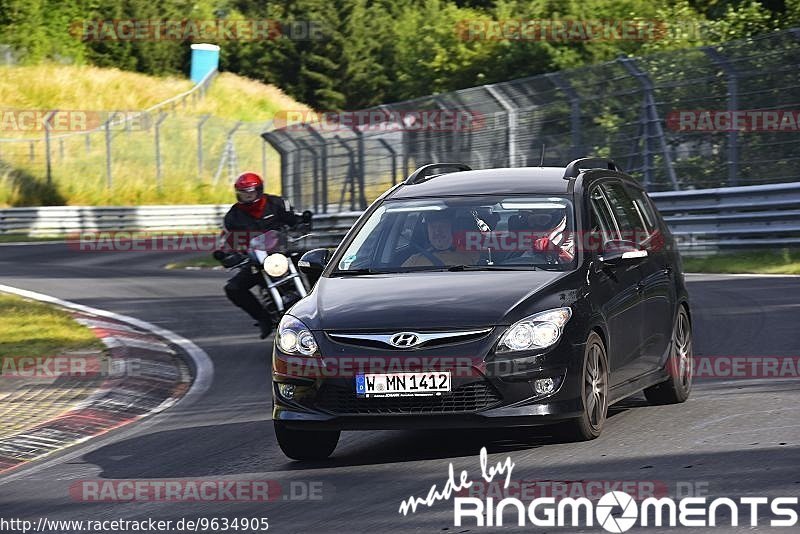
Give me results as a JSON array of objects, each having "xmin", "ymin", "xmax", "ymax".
[
  {"xmin": 298, "ymin": 248, "xmax": 330, "ymax": 276},
  {"xmin": 599, "ymin": 240, "xmax": 648, "ymax": 266}
]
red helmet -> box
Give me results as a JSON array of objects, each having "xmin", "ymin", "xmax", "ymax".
[{"xmin": 234, "ymin": 172, "xmax": 264, "ymax": 204}]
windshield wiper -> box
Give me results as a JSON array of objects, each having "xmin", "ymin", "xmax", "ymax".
[
  {"xmin": 446, "ymin": 265, "xmax": 539, "ymax": 271},
  {"xmin": 330, "ymin": 268, "xmax": 385, "ymax": 276}
]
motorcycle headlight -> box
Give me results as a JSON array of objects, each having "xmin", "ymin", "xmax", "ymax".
[
  {"xmin": 276, "ymin": 315, "xmax": 319, "ymax": 357},
  {"xmin": 497, "ymin": 308, "xmax": 572, "ymax": 353},
  {"xmin": 264, "ymin": 253, "xmax": 290, "ymax": 278}
]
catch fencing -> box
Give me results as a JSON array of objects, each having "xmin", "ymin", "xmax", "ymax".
[
  {"xmin": 263, "ymin": 28, "xmax": 800, "ymax": 214},
  {"xmin": 0, "ymin": 70, "xmax": 279, "ymax": 203}
]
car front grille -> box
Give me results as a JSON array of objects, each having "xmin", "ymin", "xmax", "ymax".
[{"xmin": 314, "ymin": 382, "xmax": 502, "ymax": 415}]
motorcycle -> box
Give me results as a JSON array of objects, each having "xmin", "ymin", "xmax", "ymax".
[{"xmin": 217, "ymin": 222, "xmax": 316, "ymax": 326}]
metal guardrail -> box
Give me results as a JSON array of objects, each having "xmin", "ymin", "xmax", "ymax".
[
  {"xmin": 1, "ymin": 182, "xmax": 797, "ymax": 251},
  {"xmin": 0, "ymin": 205, "xmax": 363, "ymax": 248},
  {"xmin": 651, "ymin": 182, "xmax": 800, "ymax": 250}
]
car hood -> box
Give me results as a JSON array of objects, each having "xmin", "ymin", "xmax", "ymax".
[{"xmin": 298, "ymin": 270, "xmax": 569, "ymax": 330}]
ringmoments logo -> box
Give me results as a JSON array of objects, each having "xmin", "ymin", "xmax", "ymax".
[
  {"xmin": 452, "ymin": 492, "xmax": 799, "ymax": 530},
  {"xmin": 398, "ymin": 448, "xmax": 799, "ymax": 531}
]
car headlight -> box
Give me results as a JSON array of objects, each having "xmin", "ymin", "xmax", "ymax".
[
  {"xmin": 276, "ymin": 315, "xmax": 319, "ymax": 357},
  {"xmin": 497, "ymin": 308, "xmax": 572, "ymax": 353},
  {"xmin": 264, "ymin": 253, "xmax": 290, "ymax": 278}
]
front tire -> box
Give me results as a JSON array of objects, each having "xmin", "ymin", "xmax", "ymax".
[
  {"xmin": 555, "ymin": 332, "xmax": 608, "ymax": 441},
  {"xmin": 644, "ymin": 307, "xmax": 693, "ymax": 405},
  {"xmin": 274, "ymin": 422, "xmax": 339, "ymax": 461}
]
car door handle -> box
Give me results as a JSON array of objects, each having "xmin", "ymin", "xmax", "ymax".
[
  {"xmin": 635, "ymin": 282, "xmax": 644, "ymax": 293},
  {"xmin": 663, "ymin": 266, "xmax": 672, "ymax": 276}
]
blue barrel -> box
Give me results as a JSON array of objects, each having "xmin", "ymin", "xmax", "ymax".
[{"xmin": 190, "ymin": 43, "xmax": 220, "ymax": 83}]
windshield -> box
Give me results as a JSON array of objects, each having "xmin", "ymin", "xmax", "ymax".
[{"xmin": 332, "ymin": 196, "xmax": 576, "ymax": 274}]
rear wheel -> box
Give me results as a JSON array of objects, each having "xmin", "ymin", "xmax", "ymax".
[
  {"xmin": 555, "ymin": 332, "xmax": 608, "ymax": 441},
  {"xmin": 274, "ymin": 422, "xmax": 339, "ymax": 461},
  {"xmin": 644, "ymin": 307, "xmax": 692, "ymax": 405}
]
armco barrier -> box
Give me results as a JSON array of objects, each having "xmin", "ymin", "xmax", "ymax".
[
  {"xmin": 651, "ymin": 182, "xmax": 800, "ymax": 250},
  {"xmin": 1, "ymin": 182, "xmax": 798, "ymax": 251}
]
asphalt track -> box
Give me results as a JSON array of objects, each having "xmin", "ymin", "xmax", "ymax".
[{"xmin": 0, "ymin": 242, "xmax": 798, "ymax": 533}]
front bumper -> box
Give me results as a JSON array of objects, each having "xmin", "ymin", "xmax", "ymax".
[{"xmin": 272, "ymin": 327, "xmax": 586, "ymax": 431}]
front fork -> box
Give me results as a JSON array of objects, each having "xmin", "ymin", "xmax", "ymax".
[{"xmin": 262, "ymin": 262, "xmax": 308, "ymax": 314}]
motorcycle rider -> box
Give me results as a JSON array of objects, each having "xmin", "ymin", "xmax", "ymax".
[{"xmin": 214, "ymin": 172, "xmax": 311, "ymax": 339}]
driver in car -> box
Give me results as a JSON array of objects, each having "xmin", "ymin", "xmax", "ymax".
[{"xmin": 402, "ymin": 210, "xmax": 480, "ymax": 268}]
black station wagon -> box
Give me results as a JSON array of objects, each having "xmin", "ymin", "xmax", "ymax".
[{"xmin": 272, "ymin": 158, "xmax": 693, "ymax": 460}]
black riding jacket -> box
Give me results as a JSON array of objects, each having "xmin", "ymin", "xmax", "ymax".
[{"xmin": 220, "ymin": 195, "xmax": 300, "ymax": 252}]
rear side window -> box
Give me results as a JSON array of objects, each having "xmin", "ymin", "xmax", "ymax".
[
  {"xmin": 630, "ymin": 189, "xmax": 658, "ymax": 231},
  {"xmin": 600, "ymin": 182, "xmax": 652, "ymax": 245}
]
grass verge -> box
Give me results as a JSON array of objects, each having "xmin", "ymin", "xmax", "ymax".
[
  {"xmin": 0, "ymin": 234, "xmax": 65, "ymax": 243},
  {"xmin": 683, "ymin": 249, "xmax": 800, "ymax": 275},
  {"xmin": 164, "ymin": 254, "xmax": 222, "ymax": 270},
  {"xmin": 0, "ymin": 66, "xmax": 309, "ymax": 207},
  {"xmin": 0, "ymin": 293, "xmax": 103, "ymax": 360}
]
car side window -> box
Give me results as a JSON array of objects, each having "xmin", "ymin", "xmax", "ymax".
[
  {"xmin": 599, "ymin": 182, "xmax": 648, "ymax": 244},
  {"xmin": 589, "ymin": 187, "xmax": 620, "ymax": 244},
  {"xmin": 629, "ymin": 188, "xmax": 657, "ymax": 234}
]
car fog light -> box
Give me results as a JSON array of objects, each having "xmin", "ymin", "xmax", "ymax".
[
  {"xmin": 534, "ymin": 377, "xmax": 556, "ymax": 395},
  {"xmin": 278, "ymin": 383, "xmax": 296, "ymax": 400}
]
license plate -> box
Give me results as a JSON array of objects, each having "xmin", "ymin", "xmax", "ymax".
[{"xmin": 355, "ymin": 372, "xmax": 451, "ymax": 398}]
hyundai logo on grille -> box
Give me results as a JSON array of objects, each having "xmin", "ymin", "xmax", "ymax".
[{"xmin": 389, "ymin": 332, "xmax": 421, "ymax": 348}]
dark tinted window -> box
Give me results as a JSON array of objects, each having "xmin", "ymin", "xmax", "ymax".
[
  {"xmin": 600, "ymin": 182, "xmax": 650, "ymax": 244},
  {"xmin": 589, "ymin": 187, "xmax": 620, "ymax": 243},
  {"xmin": 629, "ymin": 188, "xmax": 658, "ymax": 233}
]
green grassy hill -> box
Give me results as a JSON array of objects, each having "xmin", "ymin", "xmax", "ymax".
[{"xmin": 0, "ymin": 65, "xmax": 309, "ymax": 206}]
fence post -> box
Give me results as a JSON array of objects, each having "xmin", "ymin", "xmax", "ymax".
[
  {"xmin": 262, "ymin": 131, "xmax": 290, "ymax": 200},
  {"xmin": 485, "ymin": 84, "xmax": 518, "ymax": 167},
  {"xmin": 154, "ymin": 112, "xmax": 168, "ymax": 188},
  {"xmin": 261, "ymin": 138, "xmax": 267, "ymax": 185},
  {"xmin": 703, "ymin": 46, "xmax": 739, "ymax": 187},
  {"xmin": 197, "ymin": 115, "xmax": 211, "ymax": 181},
  {"xmin": 43, "ymin": 110, "xmax": 57, "ymax": 185},
  {"xmin": 354, "ymin": 127, "xmax": 367, "ymax": 210},
  {"xmin": 618, "ymin": 56, "xmax": 679, "ymax": 190},
  {"xmin": 378, "ymin": 139, "xmax": 398, "ymax": 186},
  {"xmin": 213, "ymin": 122, "xmax": 242, "ymax": 186},
  {"xmin": 306, "ymin": 125, "xmax": 328, "ymax": 214},
  {"xmin": 105, "ymin": 112, "xmax": 116, "ymax": 189},
  {"xmin": 546, "ymin": 72, "xmax": 583, "ymax": 160},
  {"xmin": 333, "ymin": 135, "xmax": 358, "ymax": 211},
  {"xmin": 297, "ymin": 139, "xmax": 319, "ymax": 212}
]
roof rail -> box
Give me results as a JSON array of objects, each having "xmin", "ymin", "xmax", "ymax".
[
  {"xmin": 563, "ymin": 157, "xmax": 621, "ymax": 179},
  {"xmin": 404, "ymin": 163, "xmax": 472, "ymax": 185}
]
